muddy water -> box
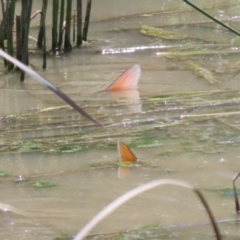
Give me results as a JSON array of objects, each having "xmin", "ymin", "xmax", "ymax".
[{"xmin": 1, "ymin": 1, "xmax": 240, "ymax": 239}]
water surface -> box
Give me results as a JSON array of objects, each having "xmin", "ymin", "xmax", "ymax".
[{"xmin": 1, "ymin": 1, "xmax": 240, "ymax": 239}]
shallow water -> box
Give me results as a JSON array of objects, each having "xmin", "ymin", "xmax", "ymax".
[{"xmin": 1, "ymin": 0, "xmax": 240, "ymax": 239}]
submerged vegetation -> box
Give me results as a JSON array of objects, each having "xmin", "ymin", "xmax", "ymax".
[{"xmin": 0, "ymin": 90, "xmax": 240, "ymax": 155}]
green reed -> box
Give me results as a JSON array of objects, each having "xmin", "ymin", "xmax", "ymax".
[
  {"xmin": 83, "ymin": 0, "xmax": 92, "ymax": 41},
  {"xmin": 52, "ymin": 0, "xmax": 59, "ymax": 51},
  {"xmin": 0, "ymin": 0, "xmax": 95, "ymax": 78},
  {"xmin": 20, "ymin": 0, "xmax": 32, "ymax": 81},
  {"xmin": 37, "ymin": 0, "xmax": 48, "ymax": 49},
  {"xmin": 41, "ymin": 0, "xmax": 47, "ymax": 69},
  {"xmin": 6, "ymin": 0, "xmax": 15, "ymax": 71},
  {"xmin": 76, "ymin": 0, "xmax": 82, "ymax": 47},
  {"xmin": 64, "ymin": 0, "xmax": 72, "ymax": 50},
  {"xmin": 58, "ymin": 0, "xmax": 65, "ymax": 48},
  {"xmin": 15, "ymin": 14, "xmax": 21, "ymax": 69}
]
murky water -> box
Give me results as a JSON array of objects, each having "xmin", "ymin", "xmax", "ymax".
[{"xmin": 1, "ymin": 0, "xmax": 240, "ymax": 239}]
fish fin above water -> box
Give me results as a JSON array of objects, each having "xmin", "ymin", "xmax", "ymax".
[
  {"xmin": 118, "ymin": 141, "xmax": 138, "ymax": 163},
  {"xmin": 106, "ymin": 64, "xmax": 141, "ymax": 91},
  {"xmin": 117, "ymin": 141, "xmax": 139, "ymax": 179}
]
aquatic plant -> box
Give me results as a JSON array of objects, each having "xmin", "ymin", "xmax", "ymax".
[{"xmin": 0, "ymin": 0, "xmax": 93, "ymax": 80}]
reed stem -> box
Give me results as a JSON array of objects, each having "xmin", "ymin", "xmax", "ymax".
[
  {"xmin": 73, "ymin": 9, "xmax": 76, "ymax": 43},
  {"xmin": 7, "ymin": 0, "xmax": 15, "ymax": 71},
  {"xmin": 76, "ymin": 0, "xmax": 82, "ymax": 47},
  {"xmin": 52, "ymin": 0, "xmax": 59, "ymax": 51},
  {"xmin": 64, "ymin": 0, "xmax": 72, "ymax": 50},
  {"xmin": 0, "ymin": 1, "xmax": 8, "ymax": 66},
  {"xmin": 16, "ymin": 14, "xmax": 22, "ymax": 66},
  {"xmin": 20, "ymin": 0, "xmax": 33, "ymax": 81},
  {"xmin": 58, "ymin": 0, "xmax": 65, "ymax": 48},
  {"xmin": 42, "ymin": 1, "xmax": 47, "ymax": 69},
  {"xmin": 37, "ymin": 0, "xmax": 48, "ymax": 49},
  {"xmin": 83, "ymin": 0, "xmax": 92, "ymax": 41}
]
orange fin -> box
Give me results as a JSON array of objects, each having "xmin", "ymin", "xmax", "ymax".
[
  {"xmin": 117, "ymin": 141, "xmax": 139, "ymax": 179},
  {"xmin": 118, "ymin": 141, "xmax": 139, "ymax": 163},
  {"xmin": 106, "ymin": 64, "xmax": 141, "ymax": 91}
]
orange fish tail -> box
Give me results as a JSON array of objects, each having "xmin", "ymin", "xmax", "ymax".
[{"xmin": 106, "ymin": 64, "xmax": 141, "ymax": 91}]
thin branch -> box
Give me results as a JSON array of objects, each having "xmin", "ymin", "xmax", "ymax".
[
  {"xmin": 233, "ymin": 172, "xmax": 240, "ymax": 213},
  {"xmin": 183, "ymin": 0, "xmax": 240, "ymax": 37}
]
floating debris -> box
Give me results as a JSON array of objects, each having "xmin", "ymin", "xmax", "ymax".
[
  {"xmin": 141, "ymin": 25, "xmax": 187, "ymax": 40},
  {"xmin": 15, "ymin": 175, "xmax": 28, "ymax": 183},
  {"xmin": 140, "ymin": 25, "xmax": 219, "ymax": 43}
]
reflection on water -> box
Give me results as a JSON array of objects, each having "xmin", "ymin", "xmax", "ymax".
[
  {"xmin": 1, "ymin": 0, "xmax": 240, "ymax": 239},
  {"xmin": 106, "ymin": 89, "xmax": 141, "ymax": 113}
]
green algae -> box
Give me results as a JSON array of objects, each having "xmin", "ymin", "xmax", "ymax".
[
  {"xmin": 204, "ymin": 187, "xmax": 240, "ymax": 197},
  {"xmin": 0, "ymin": 170, "xmax": 11, "ymax": 177},
  {"xmin": 131, "ymin": 139, "xmax": 164, "ymax": 148},
  {"xmin": 46, "ymin": 145, "xmax": 84, "ymax": 154},
  {"xmin": 32, "ymin": 181, "xmax": 56, "ymax": 188}
]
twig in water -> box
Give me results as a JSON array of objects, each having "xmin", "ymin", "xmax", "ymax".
[{"xmin": 233, "ymin": 172, "xmax": 240, "ymax": 213}]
